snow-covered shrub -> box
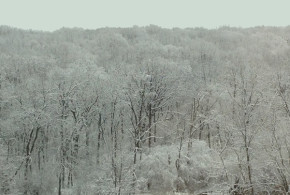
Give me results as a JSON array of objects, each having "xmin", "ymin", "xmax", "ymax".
[{"xmin": 137, "ymin": 140, "xmax": 223, "ymax": 194}]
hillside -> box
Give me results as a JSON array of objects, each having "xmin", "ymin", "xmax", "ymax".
[{"xmin": 1, "ymin": 25, "xmax": 290, "ymax": 194}]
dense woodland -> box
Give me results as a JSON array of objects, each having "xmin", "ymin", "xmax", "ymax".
[{"xmin": 1, "ymin": 25, "xmax": 290, "ymax": 194}]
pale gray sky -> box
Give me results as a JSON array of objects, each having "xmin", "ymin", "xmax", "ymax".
[{"xmin": 0, "ymin": 0, "xmax": 289, "ymax": 31}]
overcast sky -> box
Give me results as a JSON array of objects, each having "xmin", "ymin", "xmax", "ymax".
[{"xmin": 0, "ymin": 0, "xmax": 289, "ymax": 31}]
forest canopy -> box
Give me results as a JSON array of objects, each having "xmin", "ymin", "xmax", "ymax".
[{"xmin": 1, "ymin": 25, "xmax": 290, "ymax": 194}]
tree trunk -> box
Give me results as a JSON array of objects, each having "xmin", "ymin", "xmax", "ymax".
[
  {"xmin": 153, "ymin": 113, "xmax": 157, "ymax": 143},
  {"xmin": 148, "ymin": 103, "xmax": 152, "ymax": 148},
  {"xmin": 97, "ymin": 113, "xmax": 102, "ymax": 165}
]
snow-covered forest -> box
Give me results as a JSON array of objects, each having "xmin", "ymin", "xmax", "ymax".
[{"xmin": 1, "ymin": 25, "xmax": 290, "ymax": 194}]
